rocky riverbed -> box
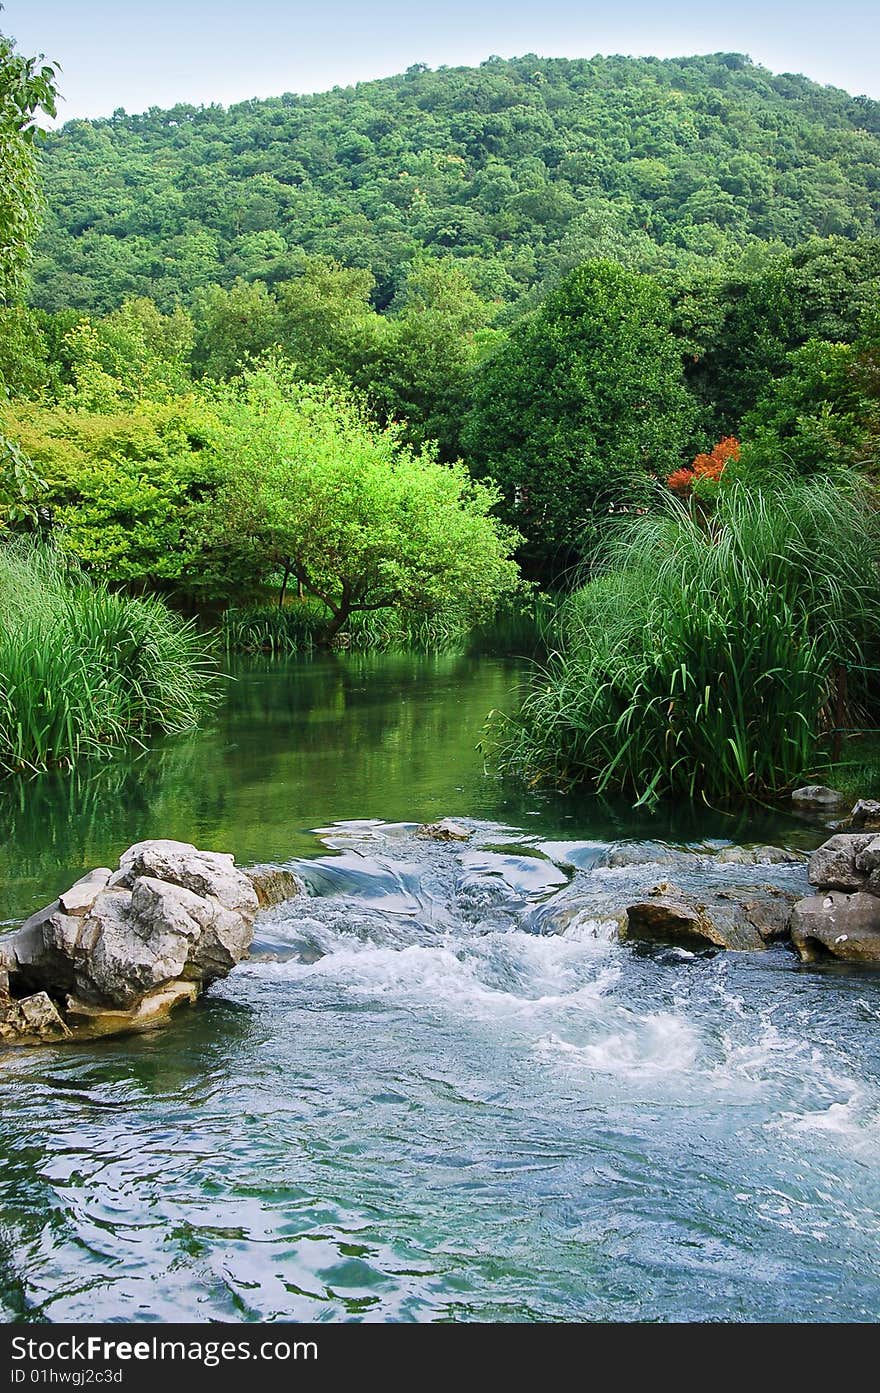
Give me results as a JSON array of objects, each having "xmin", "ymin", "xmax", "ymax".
[{"xmin": 3, "ymin": 805, "xmax": 880, "ymax": 1049}]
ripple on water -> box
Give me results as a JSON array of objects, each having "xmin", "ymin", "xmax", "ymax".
[{"xmin": 2, "ymin": 818, "xmax": 880, "ymax": 1322}]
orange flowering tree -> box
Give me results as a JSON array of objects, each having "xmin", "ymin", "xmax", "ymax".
[{"xmin": 667, "ymin": 437, "xmax": 740, "ymax": 498}]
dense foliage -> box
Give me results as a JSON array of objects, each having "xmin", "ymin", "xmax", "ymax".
[
  {"xmin": 0, "ymin": 27, "xmax": 57, "ymax": 303},
  {"xmin": 464, "ymin": 260, "xmax": 697, "ymax": 564},
  {"xmin": 3, "ymin": 32, "xmax": 880, "ymax": 796},
  {"xmin": 493, "ymin": 480, "xmax": 880, "ymax": 803},
  {"xmin": 29, "ymin": 54, "xmax": 880, "ymax": 314}
]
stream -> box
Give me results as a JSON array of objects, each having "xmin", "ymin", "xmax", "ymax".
[{"xmin": 1, "ymin": 654, "xmax": 879, "ymax": 1322}]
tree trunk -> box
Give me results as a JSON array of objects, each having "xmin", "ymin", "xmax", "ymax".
[
  {"xmin": 321, "ymin": 603, "xmax": 351, "ymax": 647},
  {"xmin": 278, "ymin": 564, "xmax": 291, "ymax": 609}
]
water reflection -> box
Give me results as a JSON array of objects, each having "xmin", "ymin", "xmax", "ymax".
[{"xmin": 1, "ymin": 653, "xmax": 822, "ymax": 925}]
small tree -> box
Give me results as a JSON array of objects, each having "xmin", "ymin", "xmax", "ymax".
[{"xmin": 202, "ymin": 367, "xmax": 521, "ymax": 642}]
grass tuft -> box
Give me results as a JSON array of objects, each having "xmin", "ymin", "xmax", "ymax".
[{"xmin": 0, "ymin": 537, "xmax": 218, "ymax": 775}]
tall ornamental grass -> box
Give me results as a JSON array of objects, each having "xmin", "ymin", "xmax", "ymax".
[
  {"xmin": 493, "ymin": 479, "xmax": 880, "ymax": 804},
  {"xmin": 0, "ymin": 538, "xmax": 217, "ymax": 775}
]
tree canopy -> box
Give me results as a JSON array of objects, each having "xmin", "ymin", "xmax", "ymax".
[
  {"xmin": 198, "ymin": 368, "xmax": 522, "ymax": 640},
  {"xmin": 464, "ymin": 260, "xmax": 698, "ymax": 567},
  {"xmin": 28, "ymin": 53, "xmax": 880, "ymax": 315},
  {"xmin": 0, "ymin": 25, "xmax": 58, "ymax": 303}
]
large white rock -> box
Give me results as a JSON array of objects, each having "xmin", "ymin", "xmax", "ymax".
[
  {"xmin": 1, "ymin": 839, "xmax": 258, "ymax": 1025},
  {"xmin": 111, "ymin": 840, "xmax": 258, "ymax": 919}
]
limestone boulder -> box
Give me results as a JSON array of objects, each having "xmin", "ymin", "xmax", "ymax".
[
  {"xmin": 791, "ymin": 785, "xmax": 848, "ymax": 811},
  {"xmin": 416, "ymin": 819, "xmax": 473, "ymax": 842},
  {"xmin": 849, "ymin": 799, "xmax": 880, "ymax": 832},
  {"xmin": 1, "ymin": 838, "xmax": 258, "ymax": 1044},
  {"xmin": 789, "ymin": 891, "xmax": 880, "ymax": 962},
  {"xmin": 59, "ymin": 868, "xmax": 112, "ymax": 915},
  {"xmin": 0, "ymin": 991, "xmax": 71, "ymax": 1044},
  {"xmin": 111, "ymin": 839, "xmax": 258, "ymax": 920},
  {"xmin": 623, "ymin": 889, "xmax": 790, "ymax": 952},
  {"xmin": 525, "ymin": 855, "xmax": 800, "ymax": 951}
]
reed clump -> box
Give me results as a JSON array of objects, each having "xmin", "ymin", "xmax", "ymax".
[
  {"xmin": 493, "ymin": 478, "xmax": 880, "ymax": 804},
  {"xmin": 0, "ymin": 538, "xmax": 217, "ymax": 775}
]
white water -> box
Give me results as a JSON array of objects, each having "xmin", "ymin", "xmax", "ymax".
[{"xmin": 2, "ymin": 819, "xmax": 879, "ymax": 1322}]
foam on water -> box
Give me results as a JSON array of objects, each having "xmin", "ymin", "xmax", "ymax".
[{"xmin": 3, "ymin": 816, "xmax": 880, "ymax": 1322}]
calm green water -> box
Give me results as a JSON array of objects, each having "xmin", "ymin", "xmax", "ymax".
[{"xmin": 1, "ymin": 654, "xmax": 879, "ymax": 1322}]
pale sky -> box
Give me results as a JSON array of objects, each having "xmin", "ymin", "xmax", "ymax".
[{"xmin": 4, "ymin": 0, "xmax": 879, "ymax": 123}]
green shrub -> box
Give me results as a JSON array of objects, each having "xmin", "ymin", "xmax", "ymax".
[
  {"xmin": 492, "ymin": 478, "xmax": 880, "ymax": 804},
  {"xmin": 0, "ymin": 538, "xmax": 217, "ymax": 774}
]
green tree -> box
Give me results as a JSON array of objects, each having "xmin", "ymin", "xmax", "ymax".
[
  {"xmin": 60, "ymin": 297, "xmax": 194, "ymax": 407},
  {"xmin": 3, "ymin": 396, "xmax": 217, "ymax": 588},
  {"xmin": 0, "ymin": 24, "xmax": 58, "ymax": 303},
  {"xmin": 0, "ymin": 304, "xmax": 49, "ymax": 395},
  {"xmin": 192, "ymin": 278, "xmax": 283, "ymax": 379},
  {"xmin": 739, "ymin": 338, "xmax": 873, "ymax": 478},
  {"xmin": 365, "ymin": 258, "xmax": 497, "ymax": 457},
  {"xmin": 200, "ymin": 367, "xmax": 521, "ymax": 643},
  {"xmin": 690, "ymin": 237, "xmax": 880, "ymax": 430},
  {"xmin": 464, "ymin": 260, "xmax": 698, "ymax": 569},
  {"xmin": 274, "ymin": 256, "xmax": 381, "ymax": 380},
  {"xmin": 29, "ymin": 55, "xmax": 880, "ymax": 315}
]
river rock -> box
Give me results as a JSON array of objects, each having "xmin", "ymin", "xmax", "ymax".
[
  {"xmin": 416, "ymin": 819, "xmax": 473, "ymax": 842},
  {"xmin": 111, "ymin": 840, "xmax": 259, "ymax": 919},
  {"xmin": 63, "ymin": 980, "xmax": 199, "ymax": 1039},
  {"xmin": 0, "ymin": 991, "xmax": 71, "ymax": 1044},
  {"xmin": 789, "ymin": 891, "xmax": 880, "ymax": 962},
  {"xmin": 525, "ymin": 855, "xmax": 800, "ymax": 950},
  {"xmin": 0, "ymin": 839, "xmax": 259, "ymax": 1046},
  {"xmin": 597, "ymin": 842, "xmax": 694, "ymax": 870},
  {"xmin": 808, "ymin": 833, "xmax": 877, "ymax": 893},
  {"xmin": 791, "ymin": 785, "xmax": 849, "ymax": 810},
  {"xmin": 59, "ymin": 867, "xmax": 112, "ymax": 915},
  {"xmin": 246, "ymin": 865, "xmax": 304, "ymax": 908},
  {"xmin": 716, "ymin": 845, "xmax": 806, "ymax": 865},
  {"xmin": 849, "ymin": 799, "xmax": 880, "ymax": 831},
  {"xmin": 623, "ymin": 887, "xmax": 790, "ymax": 951}
]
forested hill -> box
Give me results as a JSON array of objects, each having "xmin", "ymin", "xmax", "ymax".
[{"xmin": 31, "ymin": 51, "xmax": 880, "ymax": 313}]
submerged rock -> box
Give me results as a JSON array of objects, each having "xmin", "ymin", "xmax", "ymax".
[
  {"xmin": 715, "ymin": 845, "xmax": 807, "ymax": 866},
  {"xmin": 416, "ymin": 819, "xmax": 473, "ymax": 842},
  {"xmin": 1, "ymin": 840, "xmax": 260, "ymax": 1047},
  {"xmin": 596, "ymin": 841, "xmax": 693, "ymax": 870},
  {"xmin": 63, "ymin": 980, "xmax": 200, "ymax": 1039}
]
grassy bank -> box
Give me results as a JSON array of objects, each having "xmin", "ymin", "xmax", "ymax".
[
  {"xmin": 221, "ymin": 591, "xmax": 554, "ymax": 657},
  {"xmin": 0, "ymin": 539, "xmax": 217, "ymax": 775},
  {"xmin": 492, "ymin": 479, "xmax": 880, "ymax": 805}
]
